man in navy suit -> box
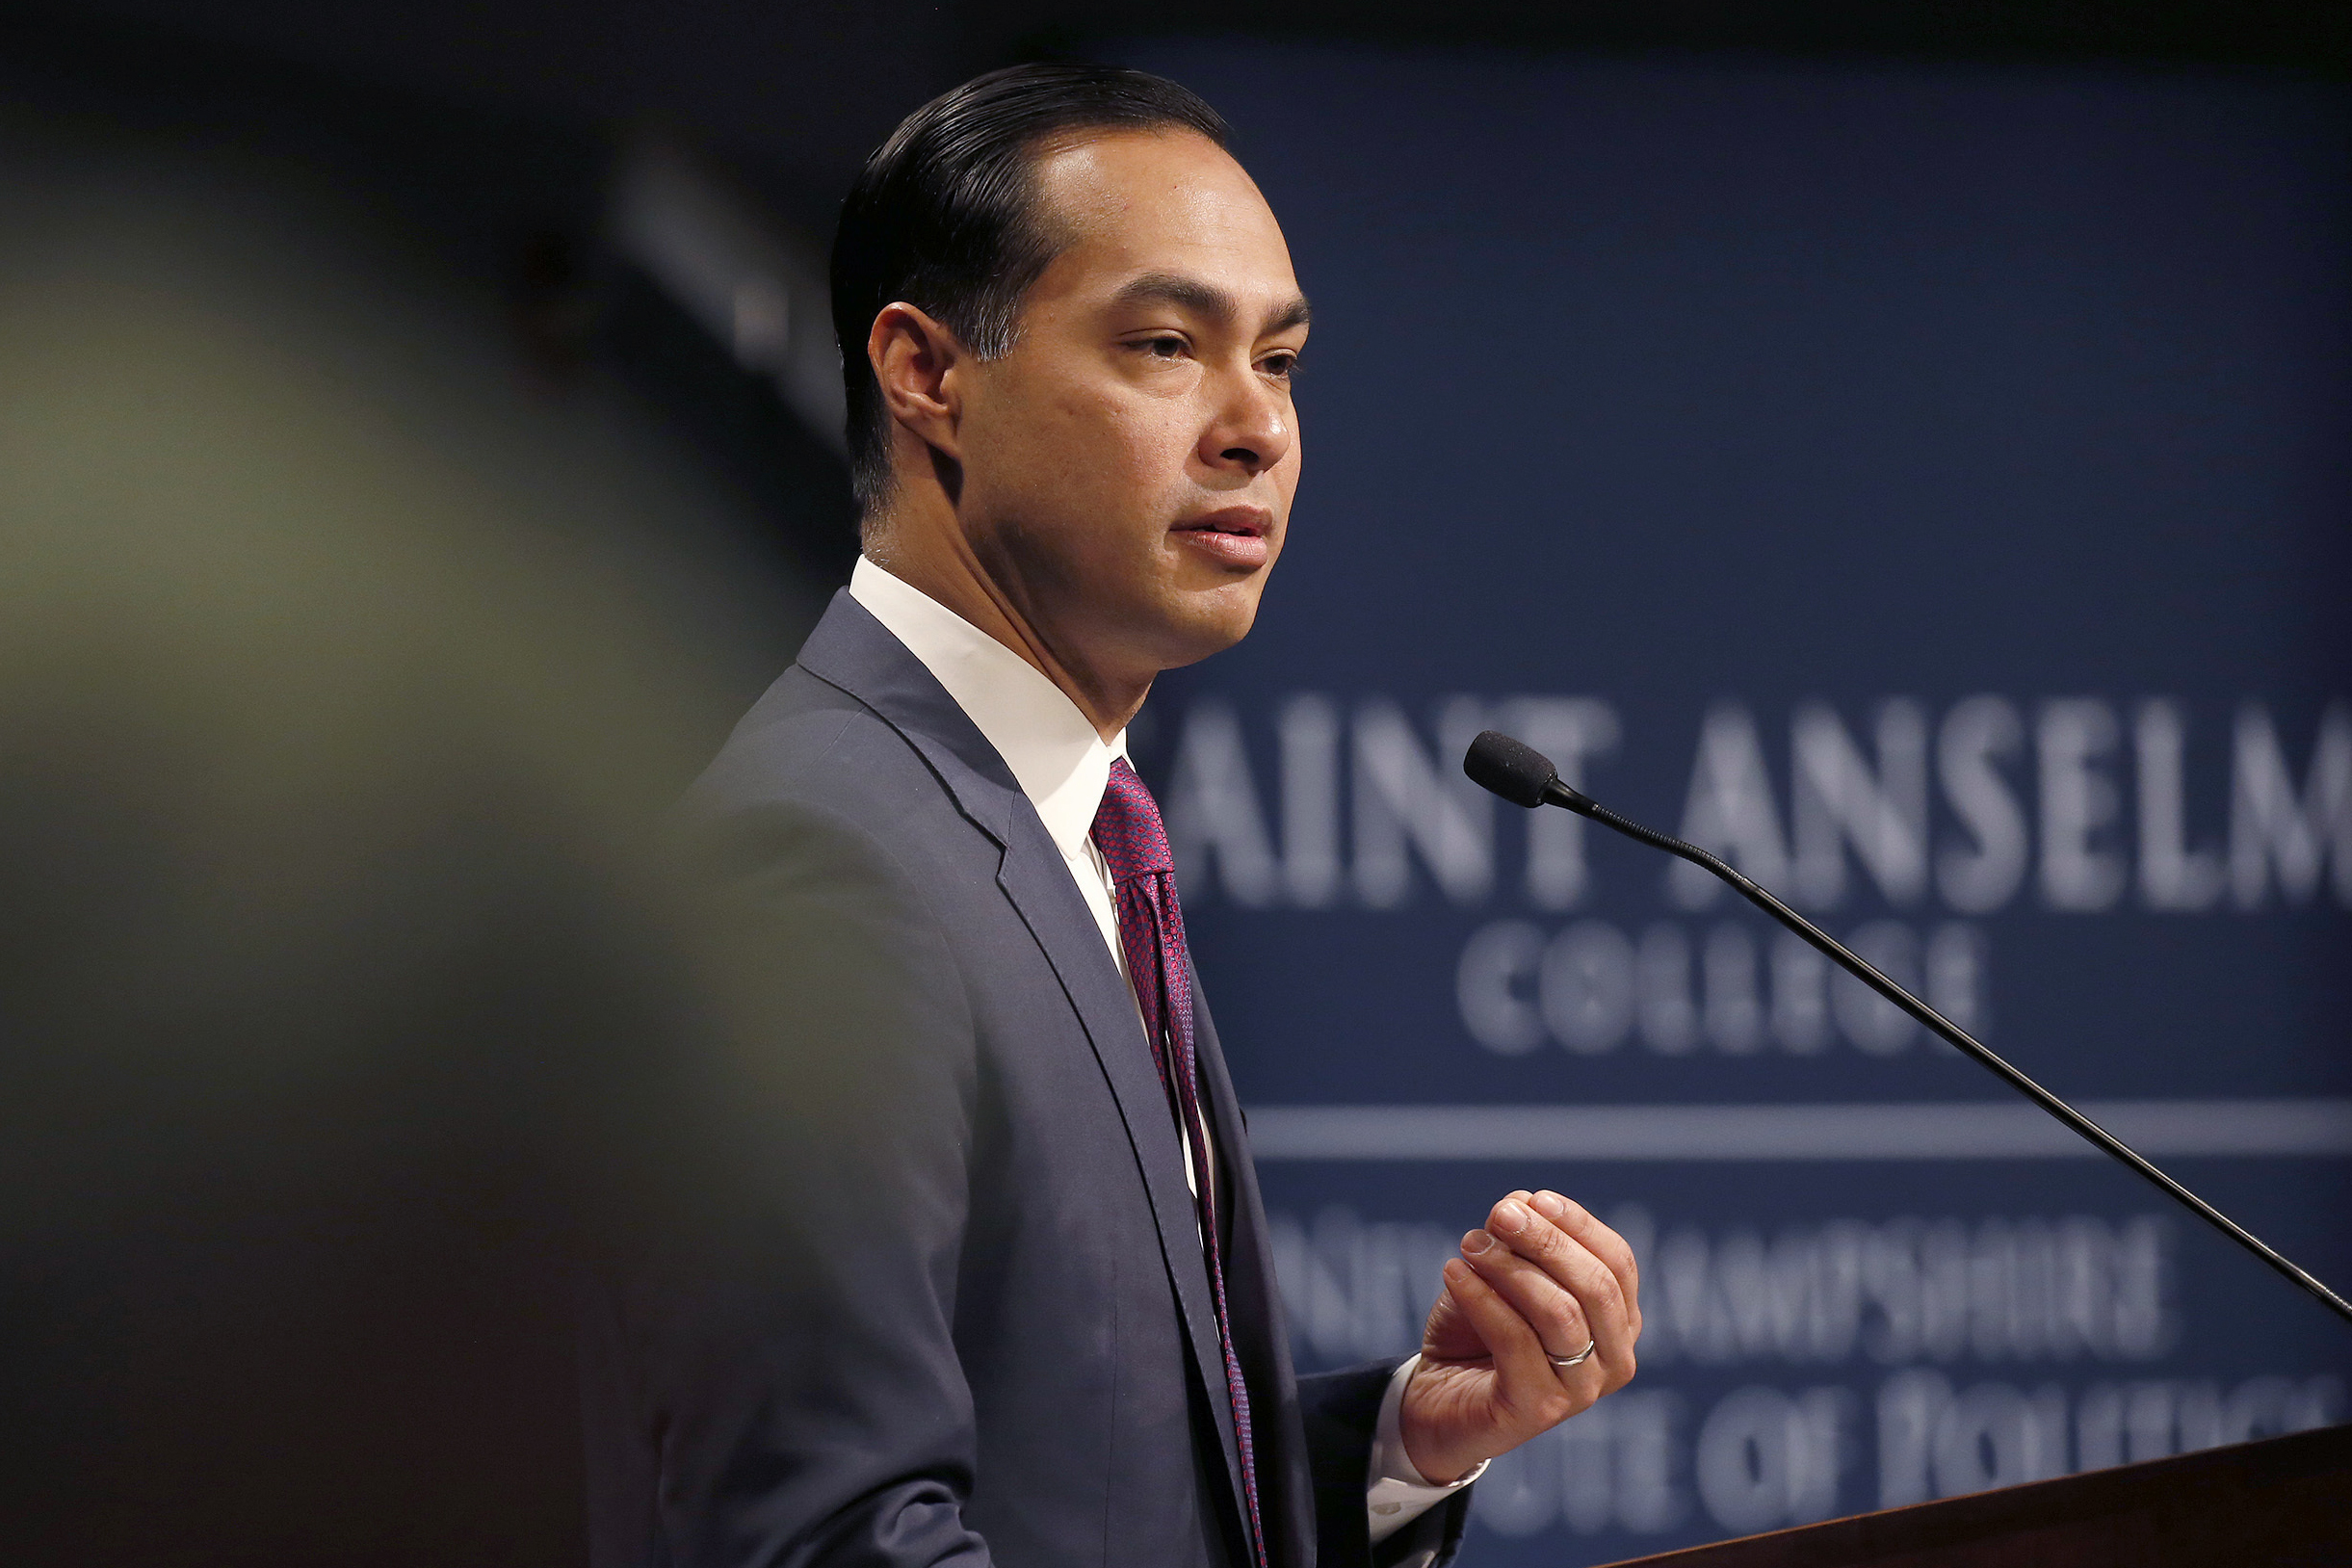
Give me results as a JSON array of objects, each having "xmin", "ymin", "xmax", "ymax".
[{"xmin": 585, "ymin": 63, "xmax": 1642, "ymax": 1568}]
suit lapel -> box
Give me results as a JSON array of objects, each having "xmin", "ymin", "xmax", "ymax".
[
  {"xmin": 793, "ymin": 592, "xmax": 1253, "ymax": 1523},
  {"xmin": 1190, "ymin": 972, "xmax": 1313, "ymax": 1568},
  {"xmin": 991, "ymin": 822, "xmax": 1250, "ymax": 1512}
]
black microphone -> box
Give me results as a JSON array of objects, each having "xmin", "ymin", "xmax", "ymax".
[{"xmin": 1464, "ymin": 728, "xmax": 2352, "ymax": 1328}]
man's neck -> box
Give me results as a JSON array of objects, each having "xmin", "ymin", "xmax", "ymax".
[{"xmin": 861, "ymin": 510, "xmax": 1148, "ymax": 744}]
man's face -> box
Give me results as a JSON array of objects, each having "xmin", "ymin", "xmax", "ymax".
[{"xmin": 952, "ymin": 129, "xmax": 1307, "ymax": 682}]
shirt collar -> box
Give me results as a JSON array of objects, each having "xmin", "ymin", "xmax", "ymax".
[{"xmin": 848, "ymin": 556, "xmax": 1126, "ymax": 861}]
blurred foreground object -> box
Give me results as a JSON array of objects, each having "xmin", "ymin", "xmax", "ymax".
[{"xmin": 0, "ymin": 137, "xmax": 815, "ymax": 1562}]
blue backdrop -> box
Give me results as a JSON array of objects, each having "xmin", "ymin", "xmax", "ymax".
[{"xmin": 1116, "ymin": 43, "xmax": 2352, "ymax": 1565}]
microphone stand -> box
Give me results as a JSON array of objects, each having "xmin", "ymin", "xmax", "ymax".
[{"xmin": 1467, "ymin": 732, "xmax": 2352, "ymax": 1328}]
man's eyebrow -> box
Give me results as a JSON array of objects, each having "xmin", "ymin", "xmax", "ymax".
[{"xmin": 1110, "ymin": 272, "xmax": 1312, "ymax": 335}]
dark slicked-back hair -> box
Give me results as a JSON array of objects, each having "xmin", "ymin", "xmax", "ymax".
[{"xmin": 830, "ymin": 63, "xmax": 1231, "ymax": 510}]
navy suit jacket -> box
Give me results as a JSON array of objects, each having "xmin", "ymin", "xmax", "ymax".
[{"xmin": 582, "ymin": 591, "xmax": 1471, "ymax": 1568}]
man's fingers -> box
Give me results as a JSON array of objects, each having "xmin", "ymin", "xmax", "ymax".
[
  {"xmin": 1457, "ymin": 1227, "xmax": 1592, "ymax": 1361},
  {"xmin": 1472, "ymin": 1199, "xmax": 1636, "ymax": 1385},
  {"xmin": 1438, "ymin": 1258, "xmax": 1567, "ymax": 1413},
  {"xmin": 1484, "ymin": 1198, "xmax": 1630, "ymax": 1331},
  {"xmin": 1524, "ymin": 1190, "xmax": 1642, "ymax": 1337}
]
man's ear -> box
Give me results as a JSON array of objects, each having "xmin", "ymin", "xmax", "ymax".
[{"xmin": 868, "ymin": 302, "xmax": 966, "ymax": 461}]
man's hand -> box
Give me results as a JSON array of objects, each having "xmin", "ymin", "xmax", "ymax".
[{"xmin": 1398, "ymin": 1189, "xmax": 1642, "ymax": 1485}]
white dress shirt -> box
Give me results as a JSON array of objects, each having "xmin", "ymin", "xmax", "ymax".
[{"xmin": 848, "ymin": 558, "xmax": 1478, "ymax": 1547}]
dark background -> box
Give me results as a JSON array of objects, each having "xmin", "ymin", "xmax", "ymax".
[{"xmin": 1119, "ymin": 38, "xmax": 2351, "ymax": 1560}]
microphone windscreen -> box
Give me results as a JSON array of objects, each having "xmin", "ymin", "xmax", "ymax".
[{"xmin": 1463, "ymin": 730, "xmax": 1559, "ymax": 808}]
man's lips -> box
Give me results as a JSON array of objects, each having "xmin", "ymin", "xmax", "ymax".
[
  {"xmin": 1171, "ymin": 508, "xmax": 1274, "ymax": 569},
  {"xmin": 1174, "ymin": 506, "xmax": 1272, "ymax": 538}
]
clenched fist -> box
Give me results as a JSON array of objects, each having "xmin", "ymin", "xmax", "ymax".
[{"xmin": 1398, "ymin": 1188, "xmax": 1642, "ymax": 1484}]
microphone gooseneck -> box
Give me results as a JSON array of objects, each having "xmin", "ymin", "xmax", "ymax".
[{"xmin": 1462, "ymin": 728, "xmax": 2352, "ymax": 1329}]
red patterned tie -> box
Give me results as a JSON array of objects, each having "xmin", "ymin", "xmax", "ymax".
[{"xmin": 1091, "ymin": 757, "xmax": 1267, "ymax": 1568}]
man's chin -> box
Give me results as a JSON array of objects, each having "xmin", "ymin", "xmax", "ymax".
[{"xmin": 1145, "ymin": 588, "xmax": 1264, "ymax": 670}]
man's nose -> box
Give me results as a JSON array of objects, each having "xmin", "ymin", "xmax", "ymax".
[{"xmin": 1202, "ymin": 369, "xmax": 1292, "ymax": 475}]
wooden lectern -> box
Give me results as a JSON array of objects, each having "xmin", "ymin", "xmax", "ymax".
[{"xmin": 1601, "ymin": 1422, "xmax": 2352, "ymax": 1567}]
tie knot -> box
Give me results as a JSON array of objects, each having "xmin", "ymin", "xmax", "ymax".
[{"xmin": 1092, "ymin": 757, "xmax": 1173, "ymax": 882}]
